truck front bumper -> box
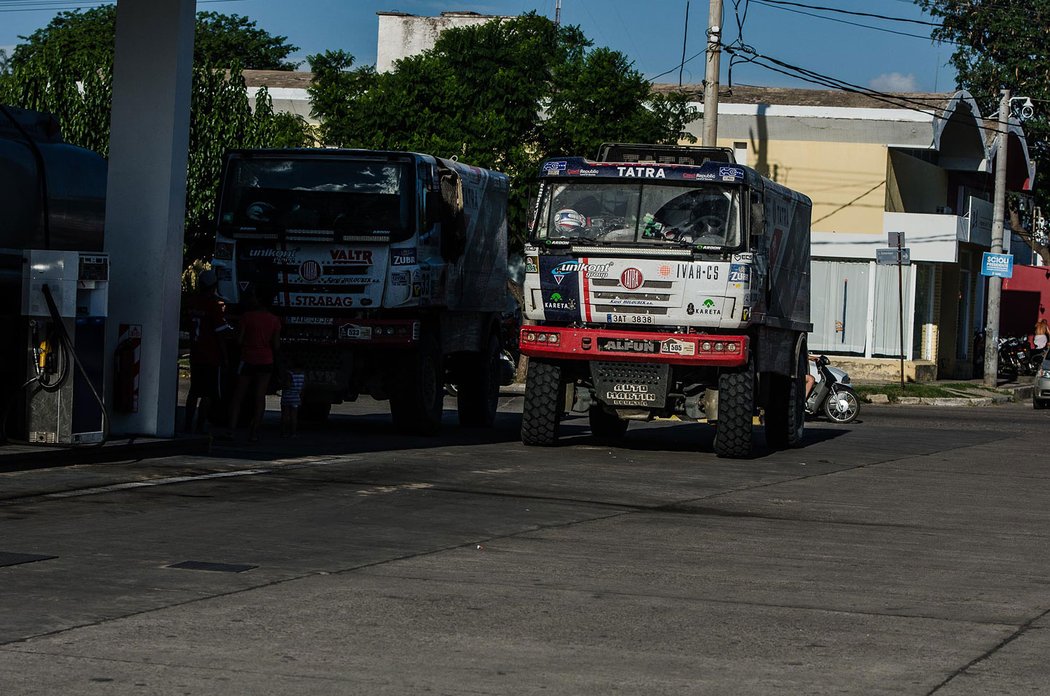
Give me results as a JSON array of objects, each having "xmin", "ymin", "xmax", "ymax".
[{"xmin": 519, "ymin": 326, "xmax": 749, "ymax": 367}]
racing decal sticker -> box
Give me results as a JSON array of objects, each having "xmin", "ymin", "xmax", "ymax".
[
  {"xmin": 538, "ymin": 255, "xmax": 582, "ymax": 322},
  {"xmin": 329, "ymin": 248, "xmax": 374, "ymax": 264},
  {"xmin": 661, "ymin": 338, "xmax": 697, "ymax": 356},
  {"xmin": 694, "ymin": 298, "xmax": 722, "ymax": 316},
  {"xmin": 391, "ymin": 248, "xmax": 416, "ymax": 265},
  {"xmin": 543, "ymin": 290, "xmax": 578, "ymax": 312},
  {"xmin": 279, "ymin": 293, "xmax": 356, "ymax": 308},
  {"xmin": 675, "ymin": 264, "xmax": 720, "ymax": 280},
  {"xmin": 548, "ymin": 259, "xmax": 614, "ymax": 286},
  {"xmin": 728, "ymin": 264, "xmax": 751, "ymax": 284}
]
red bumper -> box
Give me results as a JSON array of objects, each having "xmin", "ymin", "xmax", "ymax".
[{"xmin": 520, "ymin": 326, "xmax": 749, "ymax": 367}]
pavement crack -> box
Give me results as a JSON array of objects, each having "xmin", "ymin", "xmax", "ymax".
[{"xmin": 925, "ymin": 607, "xmax": 1050, "ymax": 695}]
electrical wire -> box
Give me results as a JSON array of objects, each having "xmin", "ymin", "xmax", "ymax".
[
  {"xmin": 755, "ymin": 0, "xmax": 941, "ymax": 27},
  {"xmin": 750, "ymin": 0, "xmax": 949, "ymax": 42}
]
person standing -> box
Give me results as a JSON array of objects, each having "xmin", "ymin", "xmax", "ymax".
[
  {"xmin": 1034, "ymin": 318, "xmax": 1050, "ymax": 359},
  {"xmin": 182, "ymin": 269, "xmax": 230, "ymax": 434},
  {"xmin": 226, "ymin": 285, "xmax": 281, "ymax": 442},
  {"xmin": 280, "ymin": 367, "xmax": 305, "ymax": 438}
]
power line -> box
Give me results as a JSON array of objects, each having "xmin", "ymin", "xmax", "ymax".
[
  {"xmin": 756, "ymin": 0, "xmax": 941, "ymax": 27},
  {"xmin": 749, "ymin": 0, "xmax": 949, "ymax": 43}
]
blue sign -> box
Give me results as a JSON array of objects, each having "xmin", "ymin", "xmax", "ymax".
[{"xmin": 981, "ymin": 252, "xmax": 1014, "ymax": 278}]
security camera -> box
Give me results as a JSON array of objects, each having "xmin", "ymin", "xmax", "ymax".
[{"xmin": 1020, "ymin": 97, "xmax": 1035, "ymax": 120}]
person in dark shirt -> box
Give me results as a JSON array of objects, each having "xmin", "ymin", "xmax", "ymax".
[
  {"xmin": 226, "ymin": 285, "xmax": 282, "ymax": 442},
  {"xmin": 182, "ymin": 269, "xmax": 231, "ymax": 433}
]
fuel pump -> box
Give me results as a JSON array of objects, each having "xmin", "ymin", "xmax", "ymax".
[{"xmin": 21, "ymin": 250, "xmax": 109, "ymax": 444}]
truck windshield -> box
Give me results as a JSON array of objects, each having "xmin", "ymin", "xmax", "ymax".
[
  {"xmin": 219, "ymin": 158, "xmax": 413, "ymax": 240},
  {"xmin": 533, "ymin": 181, "xmax": 742, "ymax": 248}
]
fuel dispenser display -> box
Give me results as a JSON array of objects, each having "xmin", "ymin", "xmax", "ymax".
[{"xmin": 21, "ymin": 250, "xmax": 109, "ymax": 444}]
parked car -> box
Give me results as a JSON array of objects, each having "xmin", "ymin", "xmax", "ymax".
[{"xmin": 1034, "ymin": 358, "xmax": 1050, "ymax": 409}]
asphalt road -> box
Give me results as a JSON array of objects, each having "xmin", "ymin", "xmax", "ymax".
[{"xmin": 1, "ymin": 397, "xmax": 1049, "ymax": 695}]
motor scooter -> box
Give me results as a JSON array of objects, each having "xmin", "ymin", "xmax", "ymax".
[{"xmin": 805, "ymin": 355, "xmax": 860, "ymax": 424}]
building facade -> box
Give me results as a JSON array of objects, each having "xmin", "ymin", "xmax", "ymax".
[{"xmin": 681, "ymin": 86, "xmax": 1035, "ymax": 379}]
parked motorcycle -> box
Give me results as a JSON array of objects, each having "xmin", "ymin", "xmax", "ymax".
[
  {"xmin": 996, "ymin": 335, "xmax": 1041, "ymax": 378},
  {"xmin": 805, "ymin": 355, "xmax": 860, "ymax": 424}
]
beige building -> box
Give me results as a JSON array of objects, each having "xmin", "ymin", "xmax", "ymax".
[
  {"xmin": 376, "ymin": 11, "xmax": 510, "ymax": 73},
  {"xmin": 678, "ymin": 85, "xmax": 1035, "ymax": 379}
]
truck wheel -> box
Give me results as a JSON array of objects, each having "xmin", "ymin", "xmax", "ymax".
[
  {"xmin": 299, "ymin": 401, "xmax": 332, "ymax": 423},
  {"xmin": 714, "ymin": 361, "xmax": 755, "ymax": 458},
  {"xmin": 457, "ymin": 332, "xmax": 501, "ymax": 427},
  {"xmin": 390, "ymin": 331, "xmax": 444, "ymax": 435},
  {"xmin": 589, "ymin": 406, "xmax": 628, "ymax": 442},
  {"xmin": 521, "ymin": 359, "xmax": 562, "ymax": 446},
  {"xmin": 765, "ymin": 349, "xmax": 806, "ymax": 449}
]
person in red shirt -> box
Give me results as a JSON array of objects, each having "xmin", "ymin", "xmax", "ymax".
[
  {"xmin": 226, "ymin": 284, "xmax": 281, "ymax": 441},
  {"xmin": 182, "ymin": 269, "xmax": 231, "ymax": 433}
]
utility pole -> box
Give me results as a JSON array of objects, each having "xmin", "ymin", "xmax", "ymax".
[
  {"xmin": 702, "ymin": 0, "xmax": 722, "ymax": 146},
  {"xmin": 679, "ymin": 1, "xmax": 690, "ymax": 88},
  {"xmin": 983, "ymin": 89, "xmax": 1010, "ymax": 388}
]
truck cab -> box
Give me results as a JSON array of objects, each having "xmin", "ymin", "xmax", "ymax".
[
  {"xmin": 519, "ymin": 145, "xmax": 812, "ymax": 457},
  {"xmin": 211, "ymin": 149, "xmax": 511, "ymax": 433}
]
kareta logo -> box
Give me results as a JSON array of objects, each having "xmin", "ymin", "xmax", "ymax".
[
  {"xmin": 703, "ymin": 298, "xmax": 716, "ymax": 308},
  {"xmin": 550, "ymin": 292, "xmax": 563, "ymax": 301}
]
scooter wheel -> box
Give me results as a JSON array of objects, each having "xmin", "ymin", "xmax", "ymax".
[{"xmin": 823, "ymin": 386, "xmax": 860, "ymax": 424}]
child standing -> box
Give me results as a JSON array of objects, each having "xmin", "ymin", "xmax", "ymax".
[{"xmin": 281, "ymin": 367, "xmax": 305, "ymax": 438}]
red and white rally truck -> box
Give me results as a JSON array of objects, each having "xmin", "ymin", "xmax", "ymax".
[
  {"xmin": 519, "ymin": 144, "xmax": 812, "ymax": 457},
  {"xmin": 211, "ymin": 149, "xmax": 514, "ymax": 434}
]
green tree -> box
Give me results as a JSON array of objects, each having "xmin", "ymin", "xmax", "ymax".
[
  {"xmin": 918, "ymin": 0, "xmax": 1050, "ymax": 260},
  {"xmin": 0, "ymin": 51, "xmax": 309, "ymax": 268},
  {"xmin": 11, "ymin": 6, "xmax": 300, "ymax": 73},
  {"xmin": 308, "ymin": 13, "xmax": 695, "ymax": 249}
]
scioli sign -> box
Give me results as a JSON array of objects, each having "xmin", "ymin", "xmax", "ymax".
[{"xmin": 981, "ymin": 252, "xmax": 1014, "ymax": 279}]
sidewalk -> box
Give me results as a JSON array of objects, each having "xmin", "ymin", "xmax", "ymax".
[{"xmin": 855, "ymin": 375, "xmax": 1035, "ymax": 406}]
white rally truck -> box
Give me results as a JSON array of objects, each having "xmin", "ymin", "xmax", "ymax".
[
  {"xmin": 211, "ymin": 149, "xmax": 513, "ymax": 434},
  {"xmin": 519, "ymin": 144, "xmax": 812, "ymax": 457}
]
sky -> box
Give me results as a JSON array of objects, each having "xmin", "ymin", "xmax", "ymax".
[{"xmin": 0, "ymin": 0, "xmax": 957, "ymax": 93}]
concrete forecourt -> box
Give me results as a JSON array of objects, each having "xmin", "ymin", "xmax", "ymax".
[{"xmin": 0, "ymin": 396, "xmax": 1048, "ymax": 695}]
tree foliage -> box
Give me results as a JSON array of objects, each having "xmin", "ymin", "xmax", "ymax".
[
  {"xmin": 0, "ymin": 51, "xmax": 310, "ymax": 269},
  {"xmin": 918, "ymin": 0, "xmax": 1050, "ymax": 259},
  {"xmin": 308, "ymin": 13, "xmax": 696, "ymax": 249},
  {"xmin": 11, "ymin": 6, "xmax": 300, "ymax": 74}
]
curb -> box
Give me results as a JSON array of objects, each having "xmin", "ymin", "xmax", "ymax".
[{"xmin": 0, "ymin": 436, "xmax": 212, "ymax": 473}]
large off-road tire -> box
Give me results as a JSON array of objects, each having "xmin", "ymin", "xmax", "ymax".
[
  {"xmin": 714, "ymin": 360, "xmax": 755, "ymax": 458},
  {"xmin": 457, "ymin": 331, "xmax": 501, "ymax": 427},
  {"xmin": 521, "ymin": 359, "xmax": 563, "ymax": 446},
  {"xmin": 589, "ymin": 406, "xmax": 629, "ymax": 442},
  {"xmin": 765, "ymin": 346, "xmax": 807, "ymax": 450},
  {"xmin": 390, "ymin": 331, "xmax": 444, "ymax": 435}
]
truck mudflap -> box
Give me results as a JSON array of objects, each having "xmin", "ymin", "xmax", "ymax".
[{"xmin": 519, "ymin": 326, "xmax": 748, "ymax": 367}]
